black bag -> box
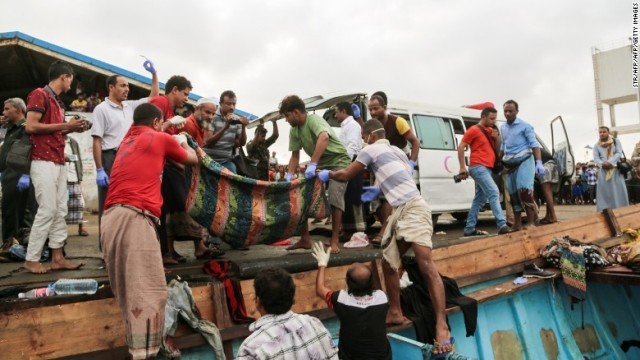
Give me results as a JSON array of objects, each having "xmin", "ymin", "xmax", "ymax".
[
  {"xmin": 233, "ymin": 147, "xmax": 258, "ymax": 179},
  {"xmin": 618, "ymin": 145, "xmax": 632, "ymax": 177},
  {"xmin": 476, "ymin": 124, "xmax": 503, "ymax": 174},
  {"xmin": 6, "ymin": 128, "xmax": 32, "ymax": 174}
]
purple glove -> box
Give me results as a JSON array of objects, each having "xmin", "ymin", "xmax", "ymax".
[
  {"xmin": 361, "ymin": 186, "xmax": 381, "ymax": 202},
  {"xmin": 305, "ymin": 162, "xmax": 317, "ymax": 179},
  {"xmin": 351, "ymin": 103, "xmax": 361, "ymax": 118},
  {"xmin": 318, "ymin": 170, "xmax": 330, "ymax": 183},
  {"xmin": 408, "ymin": 159, "xmax": 417, "ymax": 174},
  {"xmin": 17, "ymin": 174, "xmax": 30, "ymax": 191},
  {"xmin": 96, "ymin": 168, "xmax": 110, "ymax": 187},
  {"xmin": 143, "ymin": 59, "xmax": 156, "ymax": 75},
  {"xmin": 535, "ymin": 160, "xmax": 546, "ymax": 178}
]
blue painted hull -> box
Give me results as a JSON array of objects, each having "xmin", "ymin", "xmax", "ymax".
[{"xmin": 170, "ymin": 279, "xmax": 640, "ymax": 359}]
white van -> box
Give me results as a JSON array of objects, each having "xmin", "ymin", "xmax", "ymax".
[{"xmin": 249, "ymin": 92, "xmax": 575, "ymax": 224}]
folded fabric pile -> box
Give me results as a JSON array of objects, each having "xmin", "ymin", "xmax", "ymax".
[
  {"xmin": 540, "ymin": 236, "xmax": 609, "ymax": 300},
  {"xmin": 184, "ymin": 138, "xmax": 328, "ymax": 249}
]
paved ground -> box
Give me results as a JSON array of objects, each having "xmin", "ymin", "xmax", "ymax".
[{"xmin": 0, "ymin": 204, "xmax": 597, "ymax": 292}]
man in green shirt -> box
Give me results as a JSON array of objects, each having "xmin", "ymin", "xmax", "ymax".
[
  {"xmin": 281, "ymin": 95, "xmax": 351, "ymax": 254},
  {"xmin": 0, "ymin": 98, "xmax": 37, "ymax": 246}
]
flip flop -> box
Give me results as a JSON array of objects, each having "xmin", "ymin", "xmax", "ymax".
[
  {"xmin": 195, "ymin": 248, "xmax": 225, "ymax": 259},
  {"xmin": 539, "ymin": 218, "xmax": 558, "ymax": 225},
  {"xmin": 78, "ymin": 229, "xmax": 89, "ymax": 236},
  {"xmin": 432, "ymin": 337, "xmax": 455, "ymax": 359},
  {"xmin": 463, "ymin": 229, "xmax": 489, "ymax": 237}
]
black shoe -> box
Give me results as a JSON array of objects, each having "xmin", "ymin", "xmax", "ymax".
[
  {"xmin": 523, "ymin": 264, "xmax": 555, "ymax": 278},
  {"xmin": 498, "ymin": 226, "xmax": 512, "ymax": 235}
]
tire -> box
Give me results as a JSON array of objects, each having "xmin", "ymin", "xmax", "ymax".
[{"xmin": 452, "ymin": 212, "xmax": 468, "ymax": 222}]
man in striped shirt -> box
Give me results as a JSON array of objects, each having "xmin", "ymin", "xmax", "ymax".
[{"xmin": 318, "ymin": 119, "xmax": 453, "ymax": 357}]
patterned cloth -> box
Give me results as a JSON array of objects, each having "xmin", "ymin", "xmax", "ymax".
[
  {"xmin": 540, "ymin": 236, "xmax": 610, "ymax": 300},
  {"xmin": 236, "ymin": 311, "xmax": 338, "ymax": 360},
  {"xmin": 185, "ymin": 137, "xmax": 328, "ymax": 249},
  {"xmin": 65, "ymin": 182, "xmax": 84, "ymax": 225}
]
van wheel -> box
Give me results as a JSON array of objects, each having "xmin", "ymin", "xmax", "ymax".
[{"xmin": 452, "ymin": 212, "xmax": 468, "ymax": 222}]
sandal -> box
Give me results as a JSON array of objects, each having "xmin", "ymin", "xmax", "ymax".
[
  {"xmin": 463, "ymin": 229, "xmax": 490, "ymax": 237},
  {"xmin": 539, "ymin": 218, "xmax": 558, "ymax": 225},
  {"xmin": 166, "ymin": 250, "xmax": 187, "ymax": 263},
  {"xmin": 432, "ymin": 337, "xmax": 455, "ymax": 359},
  {"xmin": 195, "ymin": 247, "xmax": 225, "ymax": 259},
  {"xmin": 78, "ymin": 229, "xmax": 89, "ymax": 236}
]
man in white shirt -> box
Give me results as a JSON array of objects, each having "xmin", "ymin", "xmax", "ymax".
[
  {"xmin": 91, "ymin": 60, "xmax": 159, "ymax": 236},
  {"xmin": 335, "ymin": 101, "xmax": 365, "ymax": 238}
]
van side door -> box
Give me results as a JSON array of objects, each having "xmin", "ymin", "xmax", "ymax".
[{"xmin": 411, "ymin": 113, "xmax": 476, "ymax": 214}]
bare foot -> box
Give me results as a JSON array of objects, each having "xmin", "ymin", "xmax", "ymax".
[
  {"xmin": 329, "ymin": 243, "xmax": 340, "ymax": 254},
  {"xmin": 163, "ymin": 256, "xmax": 179, "ymax": 266},
  {"xmin": 287, "ymin": 238, "xmax": 312, "ymax": 251},
  {"xmin": 385, "ymin": 311, "xmax": 412, "ymax": 327},
  {"xmin": 24, "ymin": 261, "xmax": 48, "ymax": 274},
  {"xmin": 50, "ymin": 259, "xmax": 84, "ymax": 271}
]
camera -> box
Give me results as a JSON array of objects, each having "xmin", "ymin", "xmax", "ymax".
[{"xmin": 453, "ymin": 174, "xmax": 463, "ymax": 183}]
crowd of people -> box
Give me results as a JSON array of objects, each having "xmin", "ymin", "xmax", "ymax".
[{"xmin": 0, "ymin": 58, "xmax": 635, "ymax": 359}]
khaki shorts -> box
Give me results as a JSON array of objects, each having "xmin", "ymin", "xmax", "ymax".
[
  {"xmin": 381, "ymin": 197, "xmax": 433, "ymax": 270},
  {"xmin": 327, "ymin": 179, "xmax": 347, "ymax": 211}
]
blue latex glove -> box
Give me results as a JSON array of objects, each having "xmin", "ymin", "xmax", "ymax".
[
  {"xmin": 408, "ymin": 159, "xmax": 417, "ymax": 174},
  {"xmin": 17, "ymin": 174, "xmax": 30, "ymax": 191},
  {"xmin": 285, "ymin": 172, "xmax": 294, "ymax": 182},
  {"xmin": 361, "ymin": 186, "xmax": 381, "ymax": 202},
  {"xmin": 318, "ymin": 170, "xmax": 330, "ymax": 183},
  {"xmin": 535, "ymin": 160, "xmax": 546, "ymax": 178},
  {"xmin": 96, "ymin": 168, "xmax": 110, "ymax": 187},
  {"xmin": 143, "ymin": 59, "xmax": 156, "ymax": 75},
  {"xmin": 351, "ymin": 103, "xmax": 361, "ymax": 118},
  {"xmin": 305, "ymin": 162, "xmax": 317, "ymax": 179}
]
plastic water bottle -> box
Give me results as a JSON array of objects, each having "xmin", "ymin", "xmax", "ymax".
[
  {"xmin": 50, "ymin": 279, "xmax": 98, "ymax": 295},
  {"xmin": 18, "ymin": 287, "xmax": 54, "ymax": 299}
]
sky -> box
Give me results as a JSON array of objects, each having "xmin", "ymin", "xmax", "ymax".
[{"xmin": 1, "ymin": 0, "xmax": 635, "ymax": 164}]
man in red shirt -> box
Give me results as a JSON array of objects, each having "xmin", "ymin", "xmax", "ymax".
[
  {"xmin": 101, "ymin": 102, "xmax": 198, "ymax": 359},
  {"xmin": 457, "ymin": 107, "xmax": 510, "ymax": 236},
  {"xmin": 24, "ymin": 61, "xmax": 89, "ymax": 274}
]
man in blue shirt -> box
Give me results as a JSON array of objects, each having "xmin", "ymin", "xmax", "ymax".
[{"xmin": 500, "ymin": 100, "xmax": 544, "ymax": 230}]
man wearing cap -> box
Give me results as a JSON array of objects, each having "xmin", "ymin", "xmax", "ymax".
[
  {"xmin": 247, "ymin": 119, "xmax": 279, "ymax": 181},
  {"xmin": 202, "ymin": 90, "xmax": 249, "ymax": 173},
  {"xmin": 92, "ymin": 59, "xmax": 159, "ymax": 236}
]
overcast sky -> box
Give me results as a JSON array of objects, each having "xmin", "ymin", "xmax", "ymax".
[{"xmin": 1, "ymin": 0, "xmax": 634, "ymax": 164}]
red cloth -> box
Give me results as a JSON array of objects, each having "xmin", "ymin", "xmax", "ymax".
[
  {"xmin": 202, "ymin": 260, "xmax": 255, "ymax": 323},
  {"xmin": 461, "ymin": 125, "xmax": 496, "ymax": 168},
  {"xmin": 105, "ymin": 126, "xmax": 187, "ymax": 217},
  {"xmin": 149, "ymin": 95, "xmax": 175, "ymax": 121},
  {"xmin": 26, "ymin": 88, "xmax": 66, "ymax": 164}
]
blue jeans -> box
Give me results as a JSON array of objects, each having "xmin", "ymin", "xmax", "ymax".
[
  {"xmin": 465, "ymin": 165, "xmax": 507, "ymax": 233},
  {"xmin": 505, "ymin": 155, "xmax": 535, "ymax": 212},
  {"xmin": 219, "ymin": 160, "xmax": 237, "ymax": 174}
]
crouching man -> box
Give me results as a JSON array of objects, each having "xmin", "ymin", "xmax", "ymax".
[
  {"xmin": 317, "ymin": 119, "xmax": 454, "ymax": 358},
  {"xmin": 100, "ymin": 103, "xmax": 198, "ymax": 359},
  {"xmin": 313, "ymin": 242, "xmax": 391, "ymax": 359},
  {"xmin": 237, "ymin": 267, "xmax": 338, "ymax": 359}
]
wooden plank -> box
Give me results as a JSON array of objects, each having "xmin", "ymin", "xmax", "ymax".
[
  {"xmin": 240, "ymin": 263, "xmax": 354, "ymax": 318},
  {"xmin": 0, "ymin": 284, "xmax": 215, "ymax": 360}
]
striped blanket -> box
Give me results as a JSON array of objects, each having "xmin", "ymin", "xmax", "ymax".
[{"xmin": 185, "ymin": 140, "xmax": 328, "ymax": 249}]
